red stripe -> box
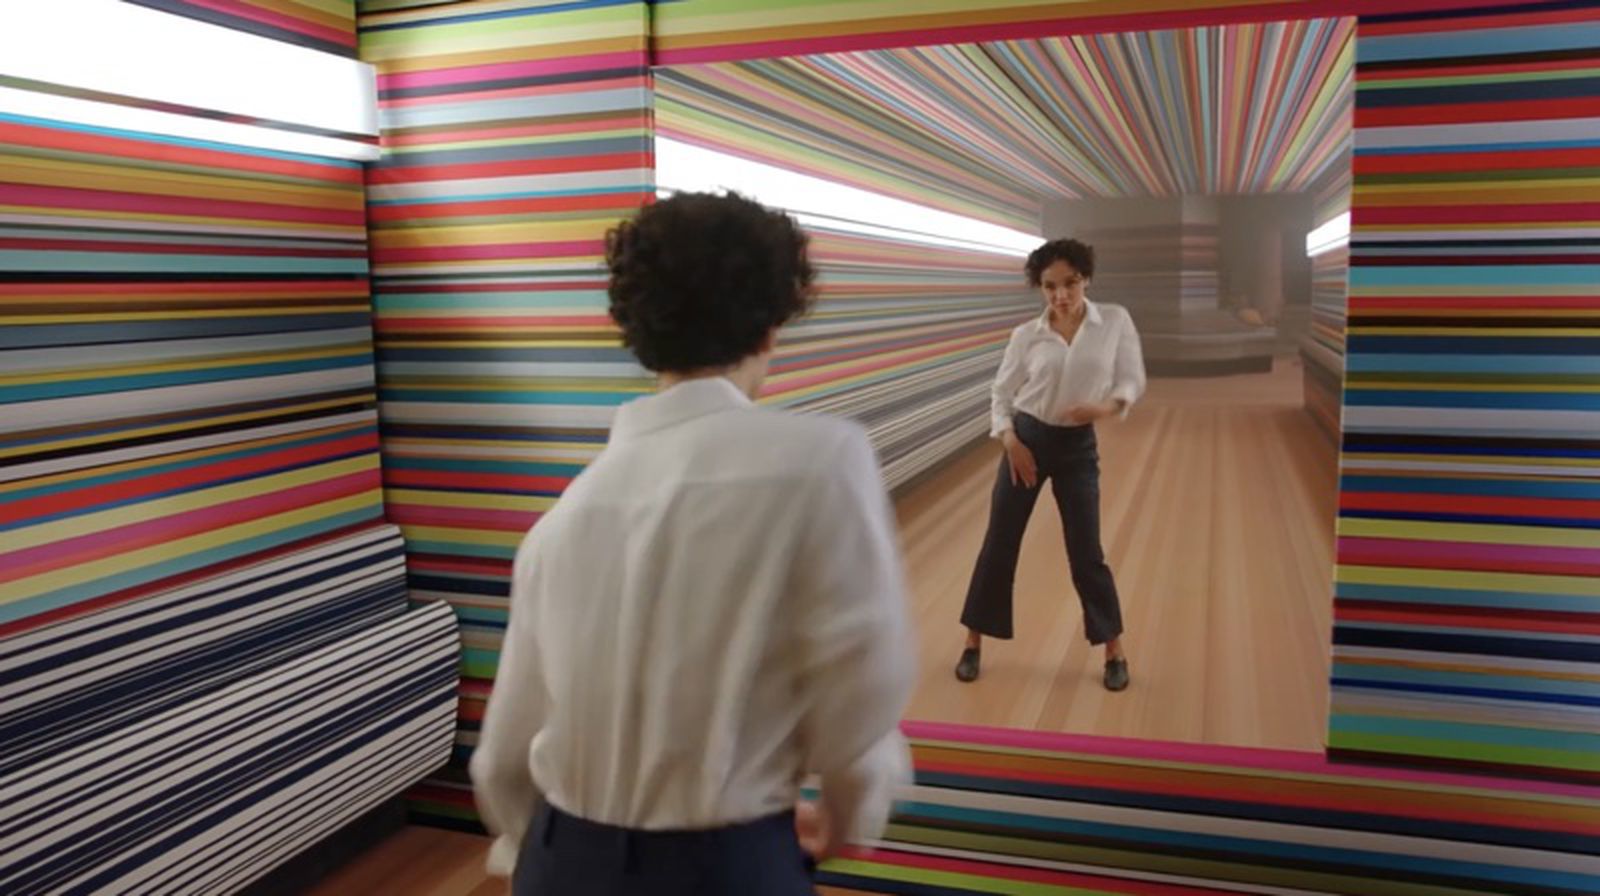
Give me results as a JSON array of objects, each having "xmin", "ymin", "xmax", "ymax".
[
  {"xmin": 1354, "ymin": 202, "xmax": 1600, "ymax": 225},
  {"xmin": 1348, "ymin": 296, "xmax": 1600, "ymax": 311},
  {"xmin": 1355, "ymin": 147, "xmax": 1600, "ymax": 176},
  {"xmin": 1357, "ymin": 55, "xmax": 1600, "ymax": 83},
  {"xmin": 0, "ymin": 279, "xmax": 365, "ymax": 297},
  {"xmin": 0, "ymin": 432, "xmax": 377, "ymax": 528},
  {"xmin": 1336, "ymin": 606, "xmax": 1600, "ymax": 635},
  {"xmin": 0, "ymin": 236, "xmax": 364, "ymax": 258},
  {"xmin": 835, "ymin": 846, "xmax": 1247, "ymax": 896},
  {"xmin": 374, "ymin": 315, "xmax": 610, "ymax": 330},
  {"xmin": 365, "ymin": 153, "xmax": 647, "ymax": 185},
  {"xmin": 372, "ymin": 240, "xmax": 604, "ymax": 262},
  {"xmin": 406, "ymin": 554, "xmax": 513, "ymax": 576},
  {"xmin": 2, "ymin": 183, "xmax": 364, "ymax": 226},
  {"xmin": 0, "ymin": 521, "xmax": 383, "ymax": 640},
  {"xmin": 1355, "ymin": 97, "xmax": 1600, "ymax": 127},
  {"xmin": 1341, "ymin": 492, "xmax": 1600, "ymax": 521},
  {"xmin": 368, "ymin": 191, "xmax": 647, "ymax": 223},
  {"xmin": 380, "ymin": 279, "xmax": 601, "ymax": 294},
  {"xmin": 0, "ymin": 121, "xmax": 354, "ymax": 183},
  {"xmin": 0, "ymin": 470, "xmax": 379, "ymax": 584}
]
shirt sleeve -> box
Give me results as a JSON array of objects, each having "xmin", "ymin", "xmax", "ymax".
[
  {"xmin": 1109, "ymin": 311, "xmax": 1147, "ymax": 420},
  {"xmin": 468, "ymin": 532, "xmax": 549, "ymax": 878},
  {"xmin": 793, "ymin": 425, "xmax": 917, "ymax": 843},
  {"xmin": 990, "ymin": 327, "xmax": 1030, "ymax": 438}
]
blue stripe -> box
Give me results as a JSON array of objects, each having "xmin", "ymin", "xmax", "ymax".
[
  {"xmin": 1340, "ymin": 475, "xmax": 1600, "ymax": 499},
  {"xmin": 1336, "ymin": 582, "xmax": 1600, "ymax": 613},
  {"xmin": 1345, "ymin": 389, "xmax": 1600, "ymax": 410},
  {"xmin": 1357, "ymin": 22, "xmax": 1600, "ymax": 63},
  {"xmin": 0, "ymin": 353, "xmax": 374, "ymax": 404},
  {"xmin": 0, "ymin": 112, "xmax": 358, "ymax": 167}
]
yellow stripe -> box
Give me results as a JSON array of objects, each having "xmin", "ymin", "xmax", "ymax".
[
  {"xmin": 1339, "ymin": 517, "xmax": 1600, "ymax": 549},
  {"xmin": 2, "ymin": 491, "xmax": 382, "ymax": 605},
  {"xmin": 4, "ymin": 305, "xmax": 368, "ymax": 325},
  {"xmin": 396, "ymin": 524, "xmax": 523, "ymax": 549},
  {"xmin": 0, "ymin": 397, "xmax": 374, "ymax": 462},
  {"xmin": 4, "ymin": 456, "xmax": 376, "ymax": 553},
  {"xmin": 0, "ymin": 155, "xmax": 361, "ymax": 208},
  {"xmin": 1337, "ymin": 564, "xmax": 1600, "ymax": 598},
  {"xmin": 1, "ymin": 345, "xmax": 370, "ymax": 387}
]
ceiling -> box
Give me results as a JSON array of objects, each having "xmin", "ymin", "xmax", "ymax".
[{"xmin": 655, "ymin": 17, "xmax": 1354, "ymax": 231}]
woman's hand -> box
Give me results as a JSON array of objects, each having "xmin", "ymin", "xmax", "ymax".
[
  {"xmin": 1066, "ymin": 399, "xmax": 1121, "ymax": 425},
  {"xmin": 1001, "ymin": 431, "xmax": 1037, "ymax": 488},
  {"xmin": 796, "ymin": 799, "xmax": 840, "ymax": 861}
]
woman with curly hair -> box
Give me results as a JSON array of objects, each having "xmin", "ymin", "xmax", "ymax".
[
  {"xmin": 954, "ymin": 238, "xmax": 1146, "ymax": 693},
  {"xmin": 470, "ymin": 191, "xmax": 915, "ymax": 895}
]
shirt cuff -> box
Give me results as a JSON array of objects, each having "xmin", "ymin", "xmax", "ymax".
[{"xmin": 486, "ymin": 833, "xmax": 520, "ymax": 879}]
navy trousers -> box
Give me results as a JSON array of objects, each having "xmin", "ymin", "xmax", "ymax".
[
  {"xmin": 960, "ymin": 412, "xmax": 1125, "ymax": 644},
  {"xmin": 512, "ymin": 804, "xmax": 816, "ymax": 896}
]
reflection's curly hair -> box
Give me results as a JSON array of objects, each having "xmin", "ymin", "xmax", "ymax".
[
  {"xmin": 1025, "ymin": 238, "xmax": 1095, "ymax": 286},
  {"xmin": 605, "ymin": 191, "xmax": 816, "ymax": 372}
]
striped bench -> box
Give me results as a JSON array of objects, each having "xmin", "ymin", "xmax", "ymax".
[
  {"xmin": 0, "ymin": 524, "xmax": 459, "ymax": 894},
  {"xmin": 818, "ymin": 722, "xmax": 1600, "ymax": 896}
]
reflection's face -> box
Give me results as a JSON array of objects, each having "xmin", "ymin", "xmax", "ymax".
[{"xmin": 1040, "ymin": 259, "xmax": 1088, "ymax": 317}]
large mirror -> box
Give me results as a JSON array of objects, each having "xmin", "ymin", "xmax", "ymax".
[{"xmin": 654, "ymin": 17, "xmax": 1354, "ymax": 752}]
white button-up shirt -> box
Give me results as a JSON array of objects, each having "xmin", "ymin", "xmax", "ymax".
[
  {"xmin": 470, "ymin": 377, "xmax": 916, "ymax": 876},
  {"xmin": 990, "ymin": 299, "xmax": 1147, "ymax": 437}
]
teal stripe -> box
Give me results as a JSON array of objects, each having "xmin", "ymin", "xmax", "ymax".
[
  {"xmin": 1336, "ymin": 582, "xmax": 1599, "ymax": 613},
  {"xmin": 1329, "ymin": 714, "xmax": 1600, "ymax": 751},
  {"xmin": 379, "ymin": 389, "xmax": 633, "ymax": 405},
  {"xmin": 0, "ymin": 505, "xmax": 382, "ymax": 626},
  {"xmin": 374, "ymin": 291, "xmax": 604, "ymax": 311},
  {"xmin": 388, "ymin": 457, "xmax": 582, "ymax": 477},
  {"xmin": 1350, "ymin": 265, "xmax": 1600, "ymax": 288},
  {"xmin": 1333, "ymin": 662, "xmax": 1600, "ymax": 699},
  {"xmin": 0, "ymin": 251, "xmax": 367, "ymax": 275},
  {"xmin": 0, "ymin": 353, "xmax": 373, "ymax": 403},
  {"xmin": 404, "ymin": 539, "xmax": 516, "ymax": 562}
]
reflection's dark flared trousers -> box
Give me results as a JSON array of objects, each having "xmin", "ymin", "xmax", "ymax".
[{"xmin": 960, "ymin": 412, "xmax": 1124, "ymax": 645}]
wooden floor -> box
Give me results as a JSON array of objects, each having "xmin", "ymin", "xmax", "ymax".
[
  {"xmin": 898, "ymin": 356, "xmax": 1337, "ymax": 750},
  {"xmin": 306, "ymin": 359, "xmax": 1337, "ymax": 896}
]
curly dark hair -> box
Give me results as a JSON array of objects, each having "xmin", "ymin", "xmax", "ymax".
[
  {"xmin": 605, "ymin": 191, "xmax": 816, "ymax": 373},
  {"xmin": 1024, "ymin": 238, "xmax": 1095, "ymax": 287}
]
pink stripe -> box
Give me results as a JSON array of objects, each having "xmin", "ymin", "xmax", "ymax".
[
  {"xmin": 851, "ymin": 848, "xmax": 1246, "ymax": 895},
  {"xmin": 0, "ymin": 471, "xmax": 378, "ymax": 583},
  {"xmin": 899, "ymin": 720, "xmax": 1600, "ymax": 799},
  {"xmin": 174, "ymin": 0, "xmax": 353, "ymax": 47},
  {"xmin": 3, "ymin": 183, "xmax": 363, "ymax": 227},
  {"xmin": 377, "ymin": 52, "xmax": 646, "ymax": 92},
  {"xmin": 1339, "ymin": 536, "xmax": 1600, "ymax": 570}
]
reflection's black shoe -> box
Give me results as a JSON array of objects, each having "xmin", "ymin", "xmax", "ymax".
[
  {"xmin": 1104, "ymin": 657, "xmax": 1130, "ymax": 692},
  {"xmin": 955, "ymin": 648, "xmax": 981, "ymax": 683}
]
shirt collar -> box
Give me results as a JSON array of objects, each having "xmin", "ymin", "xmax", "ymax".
[
  {"xmin": 1033, "ymin": 298, "xmax": 1104, "ymax": 330},
  {"xmin": 610, "ymin": 376, "xmax": 753, "ymax": 441}
]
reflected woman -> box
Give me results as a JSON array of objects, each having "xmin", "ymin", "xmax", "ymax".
[{"xmin": 955, "ymin": 238, "xmax": 1146, "ymax": 692}]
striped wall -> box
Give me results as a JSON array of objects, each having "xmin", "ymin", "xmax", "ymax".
[
  {"xmin": 818, "ymin": 722, "xmax": 1600, "ymax": 896},
  {"xmin": 125, "ymin": 0, "xmax": 360, "ymax": 57},
  {"xmin": 1331, "ymin": 4, "xmax": 1600, "ymax": 783},
  {"xmin": 354, "ymin": 0, "xmax": 655, "ymax": 828},
  {"xmin": 764, "ymin": 226, "xmax": 1035, "ymax": 491},
  {"xmin": 0, "ymin": 111, "xmax": 384, "ymax": 634}
]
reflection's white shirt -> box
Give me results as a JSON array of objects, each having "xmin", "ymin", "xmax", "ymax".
[
  {"xmin": 991, "ymin": 299, "xmax": 1147, "ymax": 436},
  {"xmin": 470, "ymin": 377, "xmax": 916, "ymax": 877}
]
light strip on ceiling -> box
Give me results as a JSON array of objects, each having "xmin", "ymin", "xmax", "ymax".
[
  {"xmin": 0, "ymin": 0, "xmax": 377, "ymax": 160},
  {"xmin": 656, "ymin": 137, "xmax": 1040, "ymax": 257},
  {"xmin": 1307, "ymin": 211, "xmax": 1351, "ymax": 257}
]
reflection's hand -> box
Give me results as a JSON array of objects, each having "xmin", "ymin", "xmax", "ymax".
[
  {"xmin": 796, "ymin": 799, "xmax": 839, "ymax": 861},
  {"xmin": 1002, "ymin": 432, "xmax": 1038, "ymax": 488}
]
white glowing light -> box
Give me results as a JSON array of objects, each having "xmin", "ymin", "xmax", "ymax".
[
  {"xmin": 0, "ymin": 0, "xmax": 377, "ymax": 160},
  {"xmin": 1307, "ymin": 211, "xmax": 1351, "ymax": 257},
  {"xmin": 655, "ymin": 137, "xmax": 1040, "ymax": 257}
]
